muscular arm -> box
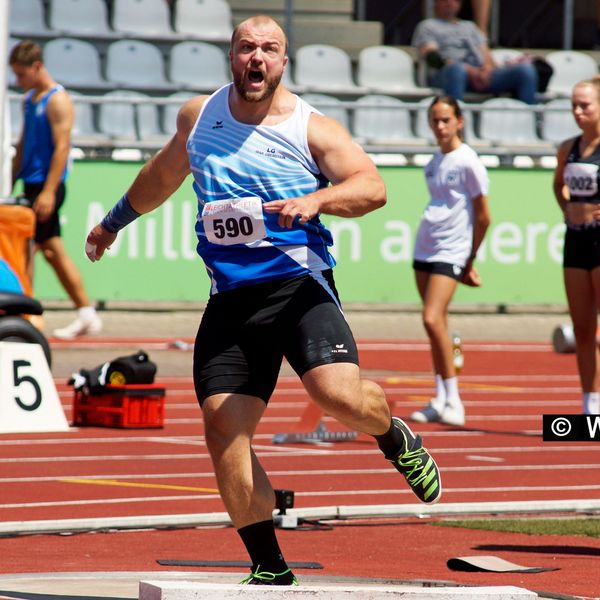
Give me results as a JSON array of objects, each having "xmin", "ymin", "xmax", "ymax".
[
  {"xmin": 264, "ymin": 113, "xmax": 386, "ymax": 227},
  {"xmin": 86, "ymin": 96, "xmax": 204, "ymax": 261}
]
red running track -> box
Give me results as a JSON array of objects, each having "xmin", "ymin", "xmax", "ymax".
[{"xmin": 0, "ymin": 339, "xmax": 599, "ymax": 598}]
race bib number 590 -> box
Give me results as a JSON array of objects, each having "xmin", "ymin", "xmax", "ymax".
[{"xmin": 202, "ymin": 197, "xmax": 267, "ymax": 246}]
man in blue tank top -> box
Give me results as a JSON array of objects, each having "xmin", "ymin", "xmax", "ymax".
[
  {"xmin": 10, "ymin": 40, "xmax": 101, "ymax": 339},
  {"xmin": 86, "ymin": 16, "xmax": 442, "ymax": 586}
]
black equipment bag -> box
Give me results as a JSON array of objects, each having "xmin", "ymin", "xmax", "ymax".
[
  {"xmin": 532, "ymin": 57, "xmax": 553, "ymax": 93},
  {"xmin": 69, "ymin": 350, "xmax": 157, "ymax": 394}
]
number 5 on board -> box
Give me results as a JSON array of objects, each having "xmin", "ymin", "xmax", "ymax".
[{"xmin": 0, "ymin": 342, "xmax": 69, "ymax": 433}]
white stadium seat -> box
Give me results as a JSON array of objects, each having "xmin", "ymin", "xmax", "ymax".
[
  {"xmin": 162, "ymin": 92, "xmax": 195, "ymax": 136},
  {"xmin": 70, "ymin": 91, "xmax": 111, "ymax": 146},
  {"xmin": 540, "ymin": 98, "xmax": 580, "ymax": 143},
  {"xmin": 353, "ymin": 95, "xmax": 423, "ymax": 145},
  {"xmin": 112, "ymin": 0, "xmax": 175, "ymax": 38},
  {"xmin": 357, "ymin": 46, "xmax": 432, "ymax": 97},
  {"xmin": 294, "ymin": 45, "xmax": 366, "ymax": 94},
  {"xmin": 9, "ymin": 0, "xmax": 51, "ymax": 37},
  {"xmin": 173, "ymin": 0, "xmax": 234, "ymax": 42},
  {"xmin": 43, "ymin": 38, "xmax": 108, "ymax": 90},
  {"xmin": 9, "ymin": 96, "xmax": 23, "ymax": 144},
  {"xmin": 478, "ymin": 97, "xmax": 544, "ymax": 147},
  {"xmin": 98, "ymin": 90, "xmax": 139, "ymax": 142},
  {"xmin": 48, "ymin": 0, "xmax": 113, "ymax": 37},
  {"xmin": 169, "ymin": 41, "xmax": 229, "ymax": 91},
  {"xmin": 545, "ymin": 50, "xmax": 599, "ymax": 97},
  {"xmin": 301, "ymin": 93, "xmax": 349, "ymax": 130},
  {"xmin": 106, "ymin": 40, "xmax": 176, "ymax": 92}
]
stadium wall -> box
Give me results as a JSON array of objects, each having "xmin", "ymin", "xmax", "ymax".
[{"xmin": 29, "ymin": 161, "xmax": 565, "ymax": 306}]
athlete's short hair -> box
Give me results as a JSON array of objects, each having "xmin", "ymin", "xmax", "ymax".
[
  {"xmin": 230, "ymin": 15, "xmax": 288, "ymax": 54},
  {"xmin": 9, "ymin": 39, "xmax": 43, "ymax": 67}
]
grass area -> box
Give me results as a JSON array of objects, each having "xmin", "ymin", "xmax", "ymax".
[{"xmin": 435, "ymin": 518, "xmax": 600, "ymax": 539}]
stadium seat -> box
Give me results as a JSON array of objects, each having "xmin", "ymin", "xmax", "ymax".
[
  {"xmin": 8, "ymin": 96, "xmax": 23, "ymax": 144},
  {"xmin": 98, "ymin": 90, "xmax": 139, "ymax": 142},
  {"xmin": 9, "ymin": 0, "xmax": 51, "ymax": 37},
  {"xmin": 112, "ymin": 0, "xmax": 175, "ymax": 38},
  {"xmin": 7, "ymin": 38, "xmax": 21, "ymax": 88},
  {"xmin": 48, "ymin": 0, "xmax": 113, "ymax": 37},
  {"xmin": 106, "ymin": 40, "xmax": 177, "ymax": 92},
  {"xmin": 540, "ymin": 98, "xmax": 579, "ymax": 143},
  {"xmin": 70, "ymin": 91, "xmax": 111, "ymax": 146},
  {"xmin": 357, "ymin": 46, "xmax": 433, "ymax": 97},
  {"xmin": 545, "ymin": 50, "xmax": 599, "ymax": 97},
  {"xmin": 282, "ymin": 62, "xmax": 306, "ymax": 94},
  {"xmin": 136, "ymin": 94, "xmax": 170, "ymax": 145},
  {"xmin": 162, "ymin": 92, "xmax": 195, "ymax": 136},
  {"xmin": 169, "ymin": 41, "xmax": 229, "ymax": 91},
  {"xmin": 173, "ymin": 0, "xmax": 233, "ymax": 42},
  {"xmin": 352, "ymin": 95, "xmax": 426, "ymax": 147},
  {"xmin": 43, "ymin": 38, "xmax": 109, "ymax": 91},
  {"xmin": 97, "ymin": 90, "xmax": 169, "ymax": 146},
  {"xmin": 294, "ymin": 45, "xmax": 366, "ymax": 95},
  {"xmin": 301, "ymin": 93, "xmax": 349, "ymax": 130},
  {"xmin": 478, "ymin": 97, "xmax": 546, "ymax": 147}
]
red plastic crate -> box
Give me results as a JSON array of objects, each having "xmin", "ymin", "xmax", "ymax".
[{"xmin": 72, "ymin": 384, "xmax": 166, "ymax": 428}]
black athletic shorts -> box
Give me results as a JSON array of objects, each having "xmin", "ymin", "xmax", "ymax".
[
  {"xmin": 193, "ymin": 270, "xmax": 359, "ymax": 405},
  {"xmin": 563, "ymin": 225, "xmax": 600, "ymax": 270},
  {"xmin": 23, "ymin": 182, "xmax": 66, "ymax": 244},
  {"xmin": 412, "ymin": 259, "xmax": 464, "ymax": 281}
]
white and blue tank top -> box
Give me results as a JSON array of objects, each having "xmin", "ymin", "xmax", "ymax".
[
  {"xmin": 187, "ymin": 84, "xmax": 335, "ymax": 294},
  {"xmin": 18, "ymin": 85, "xmax": 68, "ymax": 184}
]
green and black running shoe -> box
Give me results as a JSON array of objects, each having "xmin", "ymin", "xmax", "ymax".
[
  {"xmin": 389, "ymin": 417, "xmax": 442, "ymax": 504},
  {"xmin": 240, "ymin": 566, "xmax": 298, "ymax": 586}
]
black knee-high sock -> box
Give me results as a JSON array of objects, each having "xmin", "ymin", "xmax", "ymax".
[
  {"xmin": 238, "ymin": 520, "xmax": 291, "ymax": 576},
  {"xmin": 374, "ymin": 418, "xmax": 406, "ymax": 459}
]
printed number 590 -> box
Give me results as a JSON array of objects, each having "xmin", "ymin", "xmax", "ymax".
[{"xmin": 212, "ymin": 217, "xmax": 254, "ymax": 239}]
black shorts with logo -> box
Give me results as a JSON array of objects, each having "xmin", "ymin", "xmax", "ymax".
[
  {"xmin": 412, "ymin": 259, "xmax": 464, "ymax": 281},
  {"xmin": 23, "ymin": 182, "xmax": 66, "ymax": 244},
  {"xmin": 193, "ymin": 270, "xmax": 359, "ymax": 405}
]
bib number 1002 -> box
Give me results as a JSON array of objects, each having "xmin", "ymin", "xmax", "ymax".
[
  {"xmin": 13, "ymin": 359, "xmax": 42, "ymax": 411},
  {"xmin": 212, "ymin": 216, "xmax": 254, "ymax": 239}
]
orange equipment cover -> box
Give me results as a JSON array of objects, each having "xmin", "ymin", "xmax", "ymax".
[{"xmin": 0, "ymin": 204, "xmax": 35, "ymax": 296}]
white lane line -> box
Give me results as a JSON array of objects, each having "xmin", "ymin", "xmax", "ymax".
[
  {"xmin": 2, "ymin": 484, "xmax": 599, "ymax": 510},
  {"xmin": 0, "ymin": 462, "xmax": 595, "ymax": 484},
  {"xmin": 466, "ymin": 455, "xmax": 506, "ymax": 462},
  {"xmin": 1, "ymin": 445, "xmax": 598, "ymax": 464},
  {"xmin": 0, "ymin": 430, "xmax": 509, "ymax": 447}
]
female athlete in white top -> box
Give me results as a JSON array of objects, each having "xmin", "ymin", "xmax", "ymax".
[{"xmin": 410, "ymin": 95, "xmax": 491, "ymax": 426}]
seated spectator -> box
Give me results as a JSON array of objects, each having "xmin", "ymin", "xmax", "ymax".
[{"xmin": 413, "ymin": 0, "xmax": 538, "ymax": 104}]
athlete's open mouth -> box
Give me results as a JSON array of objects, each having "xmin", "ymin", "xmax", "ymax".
[{"xmin": 248, "ymin": 69, "xmax": 264, "ymax": 83}]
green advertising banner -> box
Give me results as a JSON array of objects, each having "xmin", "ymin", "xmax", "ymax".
[{"xmin": 32, "ymin": 161, "xmax": 565, "ymax": 305}]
